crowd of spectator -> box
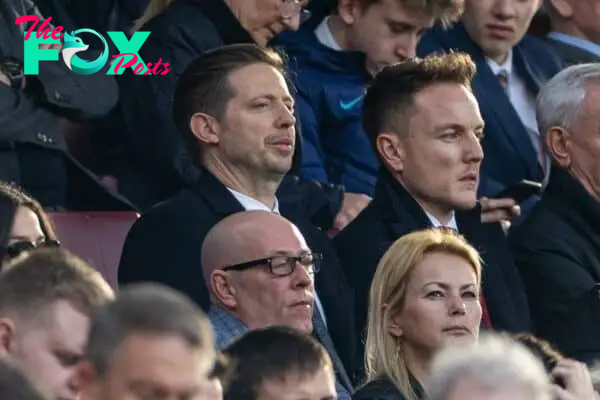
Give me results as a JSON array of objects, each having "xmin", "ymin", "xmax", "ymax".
[{"xmin": 2, "ymin": 0, "xmax": 600, "ymax": 398}]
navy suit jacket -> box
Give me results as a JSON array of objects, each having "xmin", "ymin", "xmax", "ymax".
[{"xmin": 418, "ymin": 23, "xmax": 564, "ymax": 198}]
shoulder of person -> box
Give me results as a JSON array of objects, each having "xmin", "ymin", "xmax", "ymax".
[{"xmin": 353, "ymin": 377, "xmax": 408, "ymax": 400}]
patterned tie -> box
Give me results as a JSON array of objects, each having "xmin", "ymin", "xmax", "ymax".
[
  {"xmin": 497, "ymin": 70, "xmax": 509, "ymax": 94},
  {"xmin": 312, "ymin": 308, "xmax": 353, "ymax": 397}
]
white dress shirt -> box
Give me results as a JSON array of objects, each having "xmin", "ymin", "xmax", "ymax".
[{"xmin": 425, "ymin": 211, "xmax": 459, "ymax": 231}]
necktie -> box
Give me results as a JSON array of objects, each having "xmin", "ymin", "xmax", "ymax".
[
  {"xmin": 312, "ymin": 308, "xmax": 353, "ymax": 397},
  {"xmin": 497, "ymin": 71, "xmax": 509, "ymax": 94}
]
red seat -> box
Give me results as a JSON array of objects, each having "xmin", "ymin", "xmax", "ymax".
[{"xmin": 47, "ymin": 212, "xmax": 139, "ymax": 289}]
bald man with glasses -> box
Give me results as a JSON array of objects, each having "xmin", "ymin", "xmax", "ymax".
[{"xmin": 201, "ymin": 210, "xmax": 352, "ymax": 399}]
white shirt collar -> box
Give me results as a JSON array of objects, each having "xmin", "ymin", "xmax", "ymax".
[
  {"xmin": 425, "ymin": 211, "xmax": 459, "ymax": 231},
  {"xmin": 486, "ymin": 49, "xmax": 513, "ymax": 77},
  {"xmin": 226, "ymin": 188, "xmax": 280, "ymax": 214},
  {"xmin": 314, "ymin": 16, "xmax": 343, "ymax": 51}
]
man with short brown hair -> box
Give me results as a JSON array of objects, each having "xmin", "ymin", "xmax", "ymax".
[
  {"xmin": 0, "ymin": 248, "xmax": 114, "ymax": 400},
  {"xmin": 335, "ymin": 53, "xmax": 531, "ymax": 362},
  {"xmin": 278, "ymin": 0, "xmax": 463, "ymax": 199}
]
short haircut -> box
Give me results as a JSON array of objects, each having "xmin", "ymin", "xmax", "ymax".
[
  {"xmin": 428, "ymin": 334, "xmax": 551, "ymax": 400},
  {"xmin": 0, "ymin": 248, "xmax": 113, "ymax": 323},
  {"xmin": 0, "ymin": 359, "xmax": 49, "ymax": 400},
  {"xmin": 172, "ymin": 43, "xmax": 288, "ymax": 164},
  {"xmin": 362, "ymin": 52, "xmax": 476, "ymax": 155},
  {"xmin": 536, "ymin": 63, "xmax": 600, "ymax": 138},
  {"xmin": 85, "ymin": 283, "xmax": 215, "ymax": 377},
  {"xmin": 354, "ymin": 0, "xmax": 464, "ymax": 26},
  {"xmin": 223, "ymin": 326, "xmax": 333, "ymax": 400}
]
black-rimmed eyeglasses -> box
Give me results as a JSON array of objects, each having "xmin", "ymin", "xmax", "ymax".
[
  {"xmin": 222, "ymin": 252, "xmax": 322, "ymax": 277},
  {"xmin": 4, "ymin": 239, "xmax": 61, "ymax": 259}
]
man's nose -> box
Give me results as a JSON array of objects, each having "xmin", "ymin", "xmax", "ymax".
[
  {"xmin": 396, "ymin": 36, "xmax": 418, "ymax": 60},
  {"xmin": 492, "ymin": 0, "xmax": 517, "ymax": 19},
  {"xmin": 465, "ymin": 133, "xmax": 484, "ymax": 162}
]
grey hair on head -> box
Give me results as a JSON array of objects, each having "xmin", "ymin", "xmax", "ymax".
[
  {"xmin": 536, "ymin": 63, "xmax": 600, "ymax": 137},
  {"xmin": 428, "ymin": 333, "xmax": 551, "ymax": 400}
]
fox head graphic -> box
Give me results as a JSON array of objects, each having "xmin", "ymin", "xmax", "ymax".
[
  {"xmin": 62, "ymin": 31, "xmax": 89, "ymax": 71},
  {"xmin": 61, "ymin": 29, "xmax": 108, "ymax": 75}
]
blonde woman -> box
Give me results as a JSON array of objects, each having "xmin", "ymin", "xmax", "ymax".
[{"xmin": 353, "ymin": 228, "xmax": 482, "ymax": 400}]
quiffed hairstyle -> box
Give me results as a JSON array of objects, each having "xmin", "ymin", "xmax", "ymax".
[
  {"xmin": 0, "ymin": 248, "xmax": 113, "ymax": 322},
  {"xmin": 362, "ymin": 52, "xmax": 476, "ymax": 155},
  {"xmin": 0, "ymin": 182, "xmax": 56, "ymax": 258},
  {"xmin": 354, "ymin": 0, "xmax": 464, "ymax": 27},
  {"xmin": 364, "ymin": 228, "xmax": 482, "ymax": 400},
  {"xmin": 85, "ymin": 283, "xmax": 215, "ymax": 378},
  {"xmin": 172, "ymin": 44, "xmax": 288, "ymax": 164},
  {"xmin": 0, "ymin": 359, "xmax": 49, "ymax": 400},
  {"xmin": 224, "ymin": 326, "xmax": 334, "ymax": 400}
]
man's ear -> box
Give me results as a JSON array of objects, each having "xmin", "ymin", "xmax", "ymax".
[
  {"xmin": 0, "ymin": 318, "xmax": 16, "ymax": 357},
  {"xmin": 73, "ymin": 360, "xmax": 98, "ymax": 398},
  {"xmin": 190, "ymin": 113, "xmax": 220, "ymax": 145},
  {"xmin": 549, "ymin": 0, "xmax": 573, "ymax": 18},
  {"xmin": 210, "ymin": 271, "xmax": 238, "ymax": 309},
  {"xmin": 545, "ymin": 126, "xmax": 571, "ymax": 168},
  {"xmin": 376, "ymin": 132, "xmax": 405, "ymax": 173},
  {"xmin": 337, "ymin": 0, "xmax": 361, "ymax": 25}
]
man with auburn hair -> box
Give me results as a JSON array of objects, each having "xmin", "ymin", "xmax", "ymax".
[
  {"xmin": 278, "ymin": 0, "xmax": 463, "ymax": 198},
  {"xmin": 335, "ymin": 53, "xmax": 530, "ymax": 358},
  {"xmin": 75, "ymin": 283, "xmax": 222, "ymax": 400},
  {"xmin": 418, "ymin": 0, "xmax": 564, "ymax": 215},
  {"xmin": 0, "ymin": 248, "xmax": 114, "ymax": 400},
  {"xmin": 224, "ymin": 326, "xmax": 337, "ymax": 400}
]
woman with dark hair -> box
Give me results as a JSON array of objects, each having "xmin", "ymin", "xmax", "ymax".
[{"xmin": 0, "ymin": 182, "xmax": 59, "ymax": 263}]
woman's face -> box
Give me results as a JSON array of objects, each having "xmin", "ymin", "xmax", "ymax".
[
  {"xmin": 8, "ymin": 206, "xmax": 45, "ymax": 246},
  {"xmin": 388, "ymin": 251, "xmax": 481, "ymax": 356}
]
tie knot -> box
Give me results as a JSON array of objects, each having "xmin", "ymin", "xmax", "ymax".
[{"xmin": 497, "ymin": 71, "xmax": 509, "ymax": 90}]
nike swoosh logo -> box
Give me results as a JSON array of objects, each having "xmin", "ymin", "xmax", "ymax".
[{"xmin": 339, "ymin": 96, "xmax": 363, "ymax": 110}]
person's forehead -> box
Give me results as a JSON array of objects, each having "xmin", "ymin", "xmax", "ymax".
[
  {"xmin": 227, "ymin": 63, "xmax": 291, "ymax": 98},
  {"xmin": 258, "ymin": 368, "xmax": 336, "ymax": 399},
  {"xmin": 24, "ymin": 300, "xmax": 90, "ymax": 351},
  {"xmin": 410, "ymin": 83, "xmax": 481, "ymax": 125}
]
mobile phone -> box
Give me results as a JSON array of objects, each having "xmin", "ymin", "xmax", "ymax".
[{"xmin": 495, "ymin": 180, "xmax": 543, "ymax": 203}]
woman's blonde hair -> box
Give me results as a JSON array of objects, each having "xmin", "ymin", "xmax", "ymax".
[
  {"xmin": 364, "ymin": 228, "xmax": 482, "ymax": 400},
  {"xmin": 130, "ymin": 0, "xmax": 174, "ymax": 35}
]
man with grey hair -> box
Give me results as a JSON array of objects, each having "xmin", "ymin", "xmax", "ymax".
[
  {"xmin": 75, "ymin": 283, "xmax": 223, "ymax": 400},
  {"xmin": 510, "ymin": 63, "xmax": 600, "ymax": 364},
  {"xmin": 543, "ymin": 0, "xmax": 600, "ymax": 65},
  {"xmin": 428, "ymin": 334, "xmax": 552, "ymax": 400}
]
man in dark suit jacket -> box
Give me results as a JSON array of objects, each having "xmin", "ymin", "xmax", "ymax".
[
  {"xmin": 0, "ymin": 0, "xmax": 133, "ymax": 210},
  {"xmin": 104, "ymin": 0, "xmax": 368, "ymax": 234},
  {"xmin": 509, "ymin": 63, "xmax": 600, "ymax": 364},
  {"xmin": 418, "ymin": 0, "xmax": 563, "ymax": 211},
  {"xmin": 117, "ymin": 44, "xmax": 358, "ymax": 385},
  {"xmin": 334, "ymin": 54, "xmax": 531, "ymax": 357},
  {"xmin": 542, "ymin": 0, "xmax": 600, "ymax": 65}
]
